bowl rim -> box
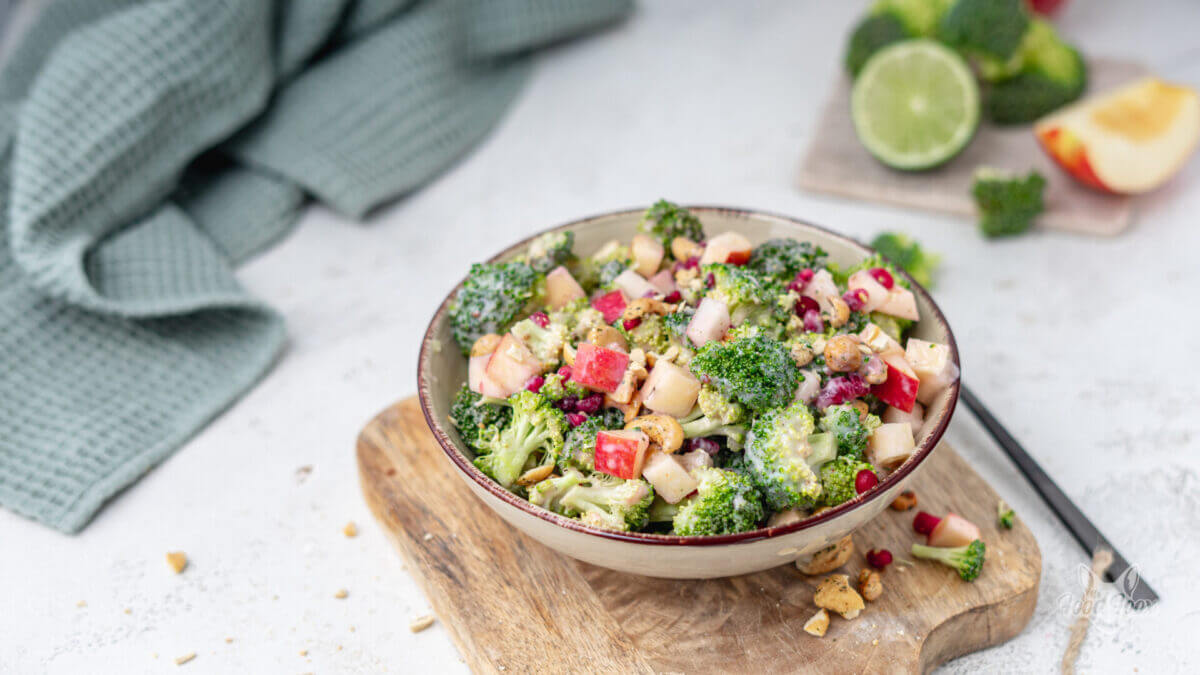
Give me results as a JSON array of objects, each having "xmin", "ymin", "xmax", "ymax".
[{"xmin": 417, "ymin": 205, "xmax": 960, "ymax": 547}]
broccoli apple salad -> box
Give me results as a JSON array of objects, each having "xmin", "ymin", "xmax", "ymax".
[{"xmin": 447, "ymin": 201, "xmax": 958, "ymax": 536}]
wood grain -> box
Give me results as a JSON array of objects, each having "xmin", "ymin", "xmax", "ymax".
[
  {"xmin": 798, "ymin": 58, "xmax": 1147, "ymax": 237},
  {"xmin": 359, "ymin": 399, "xmax": 1041, "ymax": 674}
]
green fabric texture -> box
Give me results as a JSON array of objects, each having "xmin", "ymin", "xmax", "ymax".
[{"xmin": 0, "ymin": 0, "xmax": 631, "ymax": 532}]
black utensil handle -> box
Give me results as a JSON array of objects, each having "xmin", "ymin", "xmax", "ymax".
[{"xmin": 959, "ymin": 383, "xmax": 1158, "ymax": 608}]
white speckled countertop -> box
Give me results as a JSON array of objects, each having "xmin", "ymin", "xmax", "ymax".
[{"xmin": 3, "ymin": 1, "xmax": 1199, "ymax": 672}]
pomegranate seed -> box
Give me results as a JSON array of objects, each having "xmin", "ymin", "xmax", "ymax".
[
  {"xmin": 816, "ymin": 374, "xmax": 869, "ymax": 410},
  {"xmin": 855, "ymin": 469, "xmax": 879, "ymax": 494},
  {"xmin": 865, "ymin": 548, "xmax": 893, "ymax": 570},
  {"xmin": 842, "ymin": 288, "xmax": 867, "ymax": 312},
  {"xmin": 566, "ymin": 412, "xmax": 587, "ymax": 428},
  {"xmin": 686, "ymin": 437, "xmax": 720, "ymax": 455},
  {"xmin": 913, "ymin": 511, "xmax": 941, "ymax": 536},
  {"xmin": 557, "ymin": 365, "xmax": 572, "ymax": 380},
  {"xmin": 802, "ymin": 309, "xmax": 824, "ymax": 333},
  {"xmin": 682, "ymin": 256, "xmax": 700, "ymax": 270},
  {"xmin": 529, "ymin": 311, "xmax": 550, "ymax": 328},
  {"xmin": 868, "ymin": 267, "xmax": 894, "ymax": 290},
  {"xmin": 705, "ymin": 273, "xmax": 716, "ymax": 289},
  {"xmin": 576, "ymin": 393, "xmax": 604, "ymax": 414},
  {"xmin": 799, "ymin": 268, "xmax": 815, "ymax": 283},
  {"xmin": 794, "ymin": 295, "xmax": 819, "ymax": 317},
  {"xmin": 525, "ymin": 376, "xmax": 545, "ymax": 393},
  {"xmin": 623, "ymin": 317, "xmax": 642, "ymax": 331},
  {"xmin": 554, "ymin": 396, "xmax": 578, "ymax": 412},
  {"xmin": 664, "ymin": 290, "xmax": 682, "ymax": 303}
]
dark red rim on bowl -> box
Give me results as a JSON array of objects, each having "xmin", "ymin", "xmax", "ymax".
[{"xmin": 418, "ymin": 206, "xmax": 960, "ymax": 546}]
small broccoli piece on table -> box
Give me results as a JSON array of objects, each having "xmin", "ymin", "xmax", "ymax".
[
  {"xmin": 911, "ymin": 539, "xmax": 987, "ymax": 581},
  {"xmin": 983, "ymin": 19, "xmax": 1086, "ymax": 124},
  {"xmin": 638, "ymin": 199, "xmax": 705, "ymax": 253},
  {"xmin": 844, "ymin": 14, "xmax": 910, "ymax": 78},
  {"xmin": 680, "ymin": 385, "xmax": 748, "ymax": 450},
  {"xmin": 939, "ymin": 0, "xmax": 1030, "ymax": 61},
  {"xmin": 998, "ymin": 500, "xmax": 1015, "ymax": 529},
  {"xmin": 672, "ymin": 467, "xmax": 765, "ymax": 536},
  {"xmin": 747, "ymin": 238, "xmax": 827, "ymax": 282},
  {"xmin": 449, "ymin": 261, "xmax": 543, "ymax": 354},
  {"xmin": 689, "ymin": 334, "xmax": 801, "ymax": 414},
  {"xmin": 474, "ymin": 391, "xmax": 565, "ymax": 489},
  {"xmin": 449, "ymin": 385, "xmax": 512, "ymax": 452},
  {"xmin": 971, "ymin": 167, "xmax": 1046, "ymax": 238},
  {"xmin": 870, "ymin": 232, "xmax": 940, "ymax": 289},
  {"xmin": 819, "ymin": 404, "xmax": 882, "ymax": 460},
  {"xmin": 745, "ymin": 401, "xmax": 836, "ymax": 511},
  {"xmin": 529, "ymin": 467, "xmax": 654, "ymax": 532},
  {"xmin": 559, "ymin": 408, "xmax": 625, "ymax": 472},
  {"xmin": 818, "ymin": 456, "xmax": 877, "ymax": 506},
  {"xmin": 525, "ymin": 231, "xmax": 575, "ymax": 273}
]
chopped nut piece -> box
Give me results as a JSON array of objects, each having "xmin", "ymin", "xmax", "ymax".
[
  {"xmin": 166, "ymin": 552, "xmax": 188, "ymax": 574},
  {"xmin": 174, "ymin": 652, "xmax": 196, "ymax": 666},
  {"xmin": 621, "ymin": 297, "xmax": 671, "ymax": 322},
  {"xmin": 858, "ymin": 569, "xmax": 883, "ymax": 602},
  {"xmin": 796, "ymin": 535, "xmax": 854, "ymax": 575},
  {"xmin": 410, "ymin": 615, "xmax": 436, "ymax": 633},
  {"xmin": 76, "ymin": 600, "xmax": 87, "ymax": 608},
  {"xmin": 890, "ymin": 490, "xmax": 917, "ymax": 511},
  {"xmin": 343, "ymin": 522, "xmax": 358, "ymax": 537},
  {"xmin": 803, "ymin": 608, "xmax": 830, "ymax": 637},
  {"xmin": 813, "ymin": 574, "xmax": 865, "ymax": 620},
  {"xmin": 586, "ymin": 325, "xmax": 627, "ymax": 352},
  {"xmin": 124, "ymin": 608, "xmax": 131, "ymax": 615},
  {"xmin": 334, "ymin": 589, "xmax": 348, "ymax": 599},
  {"xmin": 827, "ymin": 296, "xmax": 851, "ymax": 328},
  {"xmin": 299, "ymin": 650, "xmax": 308, "ymax": 656},
  {"xmin": 224, "ymin": 637, "xmax": 234, "ymax": 644},
  {"xmin": 516, "ymin": 463, "xmax": 555, "ymax": 486},
  {"xmin": 671, "ymin": 236, "xmax": 704, "ymax": 261},
  {"xmin": 790, "ymin": 341, "xmax": 814, "ymax": 367}
]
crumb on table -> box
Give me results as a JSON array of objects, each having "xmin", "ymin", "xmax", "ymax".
[
  {"xmin": 166, "ymin": 551, "xmax": 188, "ymax": 574},
  {"xmin": 409, "ymin": 615, "xmax": 436, "ymax": 633}
]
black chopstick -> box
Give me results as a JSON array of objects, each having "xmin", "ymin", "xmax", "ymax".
[{"xmin": 959, "ymin": 383, "xmax": 1159, "ymax": 608}]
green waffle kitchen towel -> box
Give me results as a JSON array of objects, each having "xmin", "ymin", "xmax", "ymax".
[{"xmin": 0, "ymin": 0, "xmax": 631, "ymax": 533}]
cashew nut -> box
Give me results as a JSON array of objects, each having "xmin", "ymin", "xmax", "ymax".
[
  {"xmin": 827, "ymin": 296, "xmax": 851, "ymax": 328},
  {"xmin": 857, "ymin": 569, "xmax": 883, "ymax": 602},
  {"xmin": 587, "ymin": 326, "xmax": 627, "ymax": 351},
  {"xmin": 624, "ymin": 414, "xmax": 684, "ymax": 453},
  {"xmin": 671, "ymin": 236, "xmax": 704, "ymax": 261},
  {"xmin": 516, "ymin": 463, "xmax": 555, "ymax": 487},
  {"xmin": 621, "ymin": 297, "xmax": 671, "ymax": 323},
  {"xmin": 470, "ymin": 333, "xmax": 502, "ymax": 357}
]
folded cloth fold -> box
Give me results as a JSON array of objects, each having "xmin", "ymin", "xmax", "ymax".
[{"xmin": 0, "ymin": 0, "xmax": 631, "ymax": 532}]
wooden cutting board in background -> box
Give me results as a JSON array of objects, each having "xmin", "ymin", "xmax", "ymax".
[
  {"xmin": 798, "ymin": 58, "xmax": 1147, "ymax": 236},
  {"xmin": 358, "ymin": 399, "xmax": 1041, "ymax": 674}
]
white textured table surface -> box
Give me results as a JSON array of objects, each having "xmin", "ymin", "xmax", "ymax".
[{"xmin": 3, "ymin": 1, "xmax": 1199, "ymax": 673}]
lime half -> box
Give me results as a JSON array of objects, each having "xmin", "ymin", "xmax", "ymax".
[{"xmin": 851, "ymin": 39, "xmax": 980, "ymax": 170}]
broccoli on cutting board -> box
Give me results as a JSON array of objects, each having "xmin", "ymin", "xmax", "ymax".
[{"xmin": 971, "ymin": 167, "xmax": 1047, "ymax": 238}]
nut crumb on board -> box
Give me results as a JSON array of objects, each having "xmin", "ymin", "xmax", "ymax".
[
  {"xmin": 166, "ymin": 551, "xmax": 188, "ymax": 574},
  {"xmin": 299, "ymin": 649, "xmax": 308, "ymax": 656},
  {"xmin": 76, "ymin": 600, "xmax": 87, "ymax": 608},
  {"xmin": 422, "ymin": 533, "xmax": 433, "ymax": 541},
  {"xmin": 174, "ymin": 653, "xmax": 196, "ymax": 666},
  {"xmin": 410, "ymin": 615, "xmax": 436, "ymax": 633},
  {"xmin": 814, "ymin": 574, "xmax": 865, "ymax": 620},
  {"xmin": 343, "ymin": 522, "xmax": 358, "ymax": 537},
  {"xmin": 385, "ymin": 467, "xmax": 397, "ymax": 476},
  {"xmin": 295, "ymin": 465, "xmax": 313, "ymax": 483},
  {"xmin": 890, "ymin": 490, "xmax": 917, "ymax": 511},
  {"xmin": 334, "ymin": 589, "xmax": 348, "ymax": 599},
  {"xmin": 123, "ymin": 608, "xmax": 131, "ymax": 615},
  {"xmin": 803, "ymin": 609, "xmax": 830, "ymax": 637},
  {"xmin": 224, "ymin": 637, "xmax": 233, "ymax": 644},
  {"xmin": 858, "ymin": 569, "xmax": 883, "ymax": 602}
]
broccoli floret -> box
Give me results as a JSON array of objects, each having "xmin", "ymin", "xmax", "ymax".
[
  {"xmin": 672, "ymin": 467, "xmax": 765, "ymax": 536},
  {"xmin": 538, "ymin": 372, "xmax": 589, "ymax": 402},
  {"xmin": 819, "ymin": 456, "xmax": 877, "ymax": 506},
  {"xmin": 832, "ymin": 253, "xmax": 911, "ymax": 291},
  {"xmin": 998, "ymin": 500, "xmax": 1015, "ymax": 529},
  {"xmin": 529, "ymin": 467, "xmax": 654, "ymax": 532},
  {"xmin": 911, "ymin": 539, "xmax": 987, "ymax": 581},
  {"xmin": 448, "ymin": 385, "xmax": 513, "ymax": 452},
  {"xmin": 870, "ymin": 232, "xmax": 940, "ymax": 289},
  {"xmin": 872, "ymin": 0, "xmax": 954, "ymax": 36},
  {"xmin": 939, "ymin": 0, "xmax": 1030, "ymax": 61},
  {"xmin": 509, "ymin": 318, "xmax": 567, "ymax": 371},
  {"xmin": 474, "ymin": 391, "xmax": 565, "ymax": 489},
  {"xmin": 983, "ymin": 19, "xmax": 1086, "ymax": 124},
  {"xmin": 680, "ymin": 386, "xmax": 748, "ymax": 450},
  {"xmin": 819, "ymin": 405, "xmax": 882, "ymax": 460},
  {"xmin": 648, "ymin": 495, "xmax": 679, "ymax": 523},
  {"xmin": 747, "ymin": 238, "xmax": 827, "ymax": 282},
  {"xmin": 869, "ymin": 313, "xmax": 907, "ymax": 342},
  {"xmin": 525, "ymin": 231, "xmax": 575, "ymax": 273},
  {"xmin": 971, "ymin": 167, "xmax": 1046, "ymax": 238},
  {"xmin": 703, "ymin": 264, "xmax": 787, "ymax": 327},
  {"xmin": 449, "ymin": 261, "xmax": 543, "ymax": 354},
  {"xmin": 844, "ymin": 14, "xmax": 910, "ymax": 78},
  {"xmin": 570, "ymin": 240, "xmax": 632, "ymax": 291},
  {"xmin": 559, "ymin": 408, "xmax": 625, "ymax": 472},
  {"xmin": 625, "ymin": 314, "xmax": 674, "ymax": 354},
  {"xmin": 689, "ymin": 334, "xmax": 801, "ymax": 414},
  {"xmin": 638, "ymin": 199, "xmax": 705, "ymax": 253},
  {"xmin": 744, "ymin": 401, "xmax": 836, "ymax": 511},
  {"xmin": 550, "ymin": 299, "xmax": 606, "ymax": 342}
]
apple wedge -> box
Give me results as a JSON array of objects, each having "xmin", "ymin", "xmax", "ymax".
[
  {"xmin": 544, "ymin": 266, "xmax": 585, "ymax": 309},
  {"xmin": 699, "ymin": 232, "xmax": 752, "ymax": 266},
  {"xmin": 595, "ymin": 429, "xmax": 650, "ymax": 480},
  {"xmin": 1035, "ymin": 78, "xmax": 1200, "ymax": 194}
]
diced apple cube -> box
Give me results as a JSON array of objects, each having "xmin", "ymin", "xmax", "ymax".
[
  {"xmin": 640, "ymin": 450, "xmax": 699, "ymax": 504},
  {"xmin": 613, "ymin": 269, "xmax": 656, "ymax": 300},
  {"xmin": 699, "ymin": 231, "xmax": 752, "ymax": 266},
  {"xmin": 595, "ymin": 429, "xmax": 650, "ymax": 480},
  {"xmin": 573, "ymin": 343, "xmax": 630, "ymax": 393},
  {"xmin": 928, "ymin": 513, "xmax": 981, "ymax": 548},
  {"xmin": 905, "ymin": 338, "xmax": 959, "ymax": 405},
  {"xmin": 544, "ymin": 266, "xmax": 585, "ymax": 309},
  {"xmin": 875, "ymin": 287, "xmax": 919, "ymax": 321},
  {"xmin": 882, "ymin": 402, "xmax": 925, "ymax": 438},
  {"xmin": 631, "ymin": 234, "xmax": 666, "ymax": 278},
  {"xmin": 866, "ymin": 422, "xmax": 915, "ymax": 470},
  {"xmin": 803, "ymin": 269, "xmax": 841, "ymax": 314},
  {"xmin": 483, "ymin": 334, "xmax": 542, "ymax": 397},
  {"xmin": 847, "ymin": 270, "xmax": 890, "ymax": 312},
  {"xmin": 686, "ymin": 296, "xmax": 730, "ymax": 347},
  {"xmin": 591, "ymin": 290, "xmax": 628, "ymax": 323},
  {"xmin": 858, "ymin": 323, "xmax": 905, "ymax": 357},
  {"xmin": 638, "ymin": 361, "xmax": 701, "ymax": 417},
  {"xmin": 870, "ymin": 354, "xmax": 919, "ymax": 413},
  {"xmin": 647, "ymin": 269, "xmax": 677, "ymax": 296},
  {"xmin": 469, "ymin": 353, "xmax": 507, "ymax": 398},
  {"xmin": 677, "ymin": 449, "xmax": 713, "ymax": 475}
]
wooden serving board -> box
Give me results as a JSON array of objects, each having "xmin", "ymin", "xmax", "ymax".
[
  {"xmin": 798, "ymin": 58, "xmax": 1147, "ymax": 237},
  {"xmin": 358, "ymin": 399, "xmax": 1041, "ymax": 674}
]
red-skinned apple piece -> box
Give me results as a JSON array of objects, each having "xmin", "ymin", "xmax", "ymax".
[
  {"xmin": 483, "ymin": 334, "xmax": 543, "ymax": 397},
  {"xmin": 591, "ymin": 290, "xmax": 628, "ymax": 324},
  {"xmin": 544, "ymin": 266, "xmax": 586, "ymax": 309},
  {"xmin": 698, "ymin": 232, "xmax": 752, "ymax": 266},
  {"xmin": 928, "ymin": 513, "xmax": 981, "ymax": 548},
  {"xmin": 572, "ymin": 343, "xmax": 630, "ymax": 393},
  {"xmin": 594, "ymin": 429, "xmax": 650, "ymax": 479},
  {"xmin": 871, "ymin": 354, "xmax": 919, "ymax": 412}
]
